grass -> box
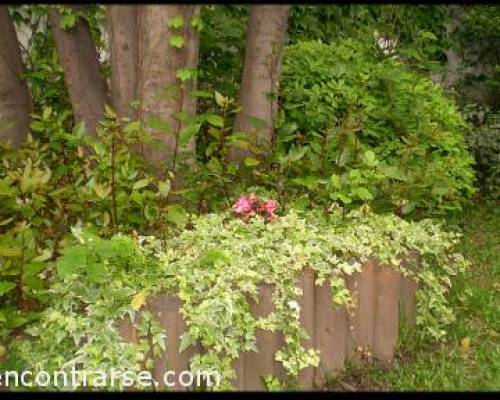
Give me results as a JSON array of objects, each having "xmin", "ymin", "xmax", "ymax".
[{"xmin": 326, "ymin": 201, "xmax": 500, "ymax": 391}]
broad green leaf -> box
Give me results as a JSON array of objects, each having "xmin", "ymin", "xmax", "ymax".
[
  {"xmin": 206, "ymin": 114, "xmax": 224, "ymax": 128},
  {"xmin": 179, "ymin": 123, "xmax": 201, "ymax": 147}
]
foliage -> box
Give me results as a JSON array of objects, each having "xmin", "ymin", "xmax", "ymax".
[
  {"xmin": 288, "ymin": 5, "xmax": 448, "ymax": 73},
  {"xmin": 461, "ymin": 103, "xmax": 500, "ymax": 199},
  {"xmin": 198, "ymin": 5, "xmax": 248, "ymax": 103},
  {"xmin": 0, "ymin": 107, "xmax": 183, "ymax": 343},
  {"xmin": 6, "ymin": 205, "xmax": 467, "ymax": 390},
  {"xmin": 328, "ymin": 202, "xmax": 500, "ymax": 391},
  {"xmin": 276, "ymin": 39, "xmax": 476, "ymax": 217},
  {"xmin": 9, "ymin": 5, "xmax": 71, "ymax": 114},
  {"xmin": 6, "ymin": 230, "xmax": 167, "ymax": 391}
]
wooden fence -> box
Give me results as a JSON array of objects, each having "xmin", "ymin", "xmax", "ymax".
[{"xmin": 119, "ymin": 259, "xmax": 418, "ymax": 391}]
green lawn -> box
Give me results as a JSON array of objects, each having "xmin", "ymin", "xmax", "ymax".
[{"xmin": 328, "ymin": 201, "xmax": 500, "ymax": 391}]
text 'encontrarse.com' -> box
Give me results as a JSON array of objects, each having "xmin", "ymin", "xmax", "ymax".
[{"xmin": 0, "ymin": 367, "xmax": 222, "ymax": 389}]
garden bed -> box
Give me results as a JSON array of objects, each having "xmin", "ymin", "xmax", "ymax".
[{"xmin": 119, "ymin": 259, "xmax": 418, "ymax": 391}]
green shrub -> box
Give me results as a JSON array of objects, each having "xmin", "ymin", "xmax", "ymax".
[
  {"xmin": 0, "ymin": 107, "xmax": 181, "ymax": 343},
  {"xmin": 277, "ymin": 39, "xmax": 476, "ymax": 217}
]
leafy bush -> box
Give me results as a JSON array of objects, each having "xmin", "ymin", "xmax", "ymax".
[
  {"xmin": 277, "ymin": 39, "xmax": 476, "ymax": 217},
  {"xmin": 8, "ymin": 207, "xmax": 468, "ymax": 390},
  {"xmin": 0, "ymin": 107, "xmax": 182, "ymax": 343}
]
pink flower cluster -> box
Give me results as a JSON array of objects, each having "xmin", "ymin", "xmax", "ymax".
[{"xmin": 232, "ymin": 193, "xmax": 277, "ymax": 223}]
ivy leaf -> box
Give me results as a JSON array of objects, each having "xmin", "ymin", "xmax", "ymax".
[
  {"xmin": 169, "ymin": 35, "xmax": 185, "ymax": 49},
  {"xmin": 167, "ymin": 15, "xmax": 184, "ymax": 29}
]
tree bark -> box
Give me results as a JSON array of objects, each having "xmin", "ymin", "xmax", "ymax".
[
  {"xmin": 107, "ymin": 5, "xmax": 139, "ymax": 120},
  {"xmin": 0, "ymin": 6, "xmax": 32, "ymax": 147},
  {"xmin": 49, "ymin": 5, "xmax": 108, "ymax": 135},
  {"xmin": 137, "ymin": 5, "xmax": 200, "ymax": 171},
  {"xmin": 231, "ymin": 5, "xmax": 290, "ymax": 162},
  {"xmin": 441, "ymin": 5, "xmax": 465, "ymax": 89}
]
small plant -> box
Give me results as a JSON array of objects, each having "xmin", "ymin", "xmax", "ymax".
[{"xmin": 232, "ymin": 193, "xmax": 277, "ymax": 223}]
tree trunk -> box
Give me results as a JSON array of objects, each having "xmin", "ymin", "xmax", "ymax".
[
  {"xmin": 49, "ymin": 5, "xmax": 108, "ymax": 135},
  {"xmin": 107, "ymin": 5, "xmax": 139, "ymax": 120},
  {"xmin": 441, "ymin": 5, "xmax": 465, "ymax": 89},
  {"xmin": 0, "ymin": 6, "xmax": 32, "ymax": 147},
  {"xmin": 137, "ymin": 5, "xmax": 200, "ymax": 172},
  {"xmin": 231, "ymin": 5, "xmax": 290, "ymax": 162}
]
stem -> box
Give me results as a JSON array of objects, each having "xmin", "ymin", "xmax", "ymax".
[{"xmin": 111, "ymin": 126, "xmax": 118, "ymax": 234}]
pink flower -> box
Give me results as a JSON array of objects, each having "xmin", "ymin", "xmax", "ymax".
[
  {"xmin": 259, "ymin": 200, "xmax": 277, "ymax": 216},
  {"xmin": 232, "ymin": 195, "xmax": 253, "ymax": 214}
]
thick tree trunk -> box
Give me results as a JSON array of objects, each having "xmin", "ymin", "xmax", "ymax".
[
  {"xmin": 0, "ymin": 6, "xmax": 32, "ymax": 147},
  {"xmin": 49, "ymin": 5, "xmax": 108, "ymax": 135},
  {"xmin": 231, "ymin": 5, "xmax": 290, "ymax": 161},
  {"xmin": 137, "ymin": 5, "xmax": 200, "ymax": 171},
  {"xmin": 107, "ymin": 5, "xmax": 139, "ymax": 120}
]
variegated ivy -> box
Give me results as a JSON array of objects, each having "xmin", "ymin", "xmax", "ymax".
[{"xmin": 9, "ymin": 206, "xmax": 468, "ymax": 390}]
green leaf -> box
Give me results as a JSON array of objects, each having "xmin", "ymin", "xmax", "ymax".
[
  {"xmin": 179, "ymin": 123, "xmax": 201, "ymax": 147},
  {"xmin": 330, "ymin": 174, "xmax": 341, "ymax": 190},
  {"xmin": 190, "ymin": 15, "xmax": 203, "ymax": 31},
  {"xmin": 244, "ymin": 157, "xmax": 261, "ymax": 167},
  {"xmin": 165, "ymin": 204, "xmax": 187, "ymax": 228},
  {"xmin": 23, "ymin": 276, "xmax": 44, "ymax": 290},
  {"xmin": 0, "ymin": 281, "xmax": 16, "ymax": 296},
  {"xmin": 59, "ymin": 13, "xmax": 77, "ymax": 30},
  {"xmin": 169, "ymin": 35, "xmax": 185, "ymax": 49},
  {"xmin": 292, "ymin": 176, "xmax": 320, "ymax": 190},
  {"xmin": 351, "ymin": 187, "xmax": 373, "ymax": 201},
  {"xmin": 214, "ymin": 91, "xmax": 228, "ymax": 108},
  {"xmin": 32, "ymin": 249, "xmax": 53, "ymax": 263},
  {"xmin": 167, "ymin": 15, "xmax": 184, "ymax": 29},
  {"xmin": 206, "ymin": 114, "xmax": 224, "ymax": 128},
  {"xmin": 198, "ymin": 249, "xmax": 230, "ymax": 266},
  {"xmin": 176, "ymin": 68, "xmax": 197, "ymax": 82},
  {"xmin": 132, "ymin": 179, "xmax": 150, "ymax": 191},
  {"xmin": 57, "ymin": 245, "xmax": 86, "ymax": 278},
  {"xmin": 158, "ymin": 180, "xmax": 171, "ymax": 197},
  {"xmin": 87, "ymin": 262, "xmax": 106, "ymax": 284}
]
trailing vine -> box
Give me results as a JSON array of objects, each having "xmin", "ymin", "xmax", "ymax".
[{"xmin": 6, "ymin": 203, "xmax": 468, "ymax": 391}]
